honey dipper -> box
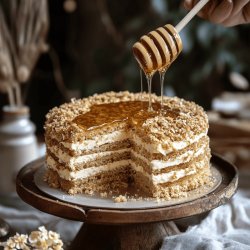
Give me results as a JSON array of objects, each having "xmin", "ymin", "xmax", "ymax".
[{"xmin": 133, "ymin": 0, "xmax": 210, "ymax": 75}]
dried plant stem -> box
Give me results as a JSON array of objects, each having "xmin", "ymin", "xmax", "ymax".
[
  {"xmin": 14, "ymin": 83, "xmax": 22, "ymax": 106},
  {"xmin": 6, "ymin": 85, "xmax": 15, "ymax": 106},
  {"xmin": 0, "ymin": 0, "xmax": 49, "ymax": 107}
]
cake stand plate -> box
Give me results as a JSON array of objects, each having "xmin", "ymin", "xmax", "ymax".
[
  {"xmin": 16, "ymin": 154, "xmax": 238, "ymax": 250},
  {"xmin": 34, "ymin": 165, "xmax": 221, "ymax": 210}
]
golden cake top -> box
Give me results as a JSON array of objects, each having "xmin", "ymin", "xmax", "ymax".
[
  {"xmin": 73, "ymin": 101, "xmax": 180, "ymax": 131},
  {"xmin": 44, "ymin": 91, "xmax": 208, "ymax": 144}
]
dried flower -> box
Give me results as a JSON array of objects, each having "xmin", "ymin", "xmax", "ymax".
[
  {"xmin": 0, "ymin": 226, "xmax": 63, "ymax": 250},
  {"xmin": 0, "ymin": 233, "xmax": 29, "ymax": 250},
  {"xmin": 28, "ymin": 226, "xmax": 63, "ymax": 250}
]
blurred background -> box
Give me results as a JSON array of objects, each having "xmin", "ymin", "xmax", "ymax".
[
  {"xmin": 0, "ymin": 0, "xmax": 249, "ymax": 243},
  {"xmin": 0, "ymin": 0, "xmax": 249, "ymax": 132},
  {"xmin": 0, "ymin": 0, "xmax": 249, "ymax": 169}
]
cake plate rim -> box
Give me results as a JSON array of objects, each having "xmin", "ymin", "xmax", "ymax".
[
  {"xmin": 33, "ymin": 164, "xmax": 222, "ymax": 210},
  {"xmin": 16, "ymin": 153, "xmax": 238, "ymax": 225}
]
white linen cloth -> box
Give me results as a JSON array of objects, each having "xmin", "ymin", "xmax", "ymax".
[
  {"xmin": 0, "ymin": 195, "xmax": 82, "ymax": 243},
  {"xmin": 161, "ymin": 173, "xmax": 250, "ymax": 250}
]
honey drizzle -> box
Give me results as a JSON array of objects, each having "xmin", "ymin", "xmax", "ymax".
[
  {"xmin": 146, "ymin": 74, "xmax": 153, "ymax": 112},
  {"xmin": 73, "ymin": 101, "xmax": 179, "ymax": 131},
  {"xmin": 140, "ymin": 69, "xmax": 143, "ymax": 100},
  {"xmin": 159, "ymin": 70, "xmax": 165, "ymax": 111},
  {"xmin": 74, "ymin": 26, "xmax": 179, "ymax": 131}
]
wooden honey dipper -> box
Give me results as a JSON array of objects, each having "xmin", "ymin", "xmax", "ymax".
[{"xmin": 133, "ymin": 0, "xmax": 210, "ymax": 76}]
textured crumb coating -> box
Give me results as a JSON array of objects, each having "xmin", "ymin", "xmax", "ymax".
[{"xmin": 44, "ymin": 91, "xmax": 209, "ymax": 145}]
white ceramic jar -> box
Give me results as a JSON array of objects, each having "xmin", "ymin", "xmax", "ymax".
[{"xmin": 0, "ymin": 106, "xmax": 38, "ymax": 193}]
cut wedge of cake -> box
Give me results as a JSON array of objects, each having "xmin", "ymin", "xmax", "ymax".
[{"xmin": 44, "ymin": 91, "xmax": 211, "ymax": 199}]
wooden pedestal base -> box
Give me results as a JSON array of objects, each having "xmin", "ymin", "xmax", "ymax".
[{"xmin": 70, "ymin": 221, "xmax": 180, "ymax": 250}]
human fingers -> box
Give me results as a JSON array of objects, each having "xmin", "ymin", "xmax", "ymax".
[
  {"xmin": 230, "ymin": 0, "xmax": 250, "ymax": 16},
  {"xmin": 183, "ymin": 0, "xmax": 194, "ymax": 10},
  {"xmin": 222, "ymin": 1, "xmax": 250, "ymax": 26},
  {"xmin": 182, "ymin": 0, "xmax": 218, "ymax": 20},
  {"xmin": 208, "ymin": 0, "xmax": 233, "ymax": 24},
  {"xmin": 183, "ymin": 0, "xmax": 234, "ymax": 24}
]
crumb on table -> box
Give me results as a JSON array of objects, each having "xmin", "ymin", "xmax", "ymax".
[{"xmin": 114, "ymin": 195, "xmax": 127, "ymax": 203}]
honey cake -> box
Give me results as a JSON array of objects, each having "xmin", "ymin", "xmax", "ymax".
[{"xmin": 44, "ymin": 91, "xmax": 211, "ymax": 199}]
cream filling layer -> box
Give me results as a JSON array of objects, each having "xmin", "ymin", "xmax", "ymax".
[
  {"xmin": 48, "ymin": 142, "xmax": 206, "ymax": 170},
  {"xmin": 47, "ymin": 155, "xmax": 200, "ymax": 184},
  {"xmin": 131, "ymin": 144, "xmax": 206, "ymax": 170},
  {"xmin": 49, "ymin": 146, "xmax": 129, "ymax": 169},
  {"xmin": 60, "ymin": 130, "xmax": 207, "ymax": 156},
  {"xmin": 47, "ymin": 156, "xmax": 129, "ymax": 180},
  {"xmin": 132, "ymin": 132, "xmax": 207, "ymax": 155},
  {"xmin": 61, "ymin": 131, "xmax": 129, "ymax": 151}
]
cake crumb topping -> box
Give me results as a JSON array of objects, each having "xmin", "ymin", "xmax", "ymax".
[{"xmin": 44, "ymin": 91, "xmax": 208, "ymax": 145}]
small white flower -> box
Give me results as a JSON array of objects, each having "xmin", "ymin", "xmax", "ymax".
[
  {"xmin": 52, "ymin": 243, "xmax": 64, "ymax": 250},
  {"xmin": 1, "ymin": 226, "xmax": 63, "ymax": 250},
  {"xmin": 28, "ymin": 232, "xmax": 48, "ymax": 249},
  {"xmin": 28, "ymin": 230, "xmax": 42, "ymax": 244},
  {"xmin": 47, "ymin": 231, "xmax": 61, "ymax": 246},
  {"xmin": 3, "ymin": 233, "xmax": 29, "ymax": 250},
  {"xmin": 38, "ymin": 226, "xmax": 47, "ymax": 235}
]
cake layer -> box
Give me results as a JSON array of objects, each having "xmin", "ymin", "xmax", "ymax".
[
  {"xmin": 133, "ymin": 167, "xmax": 211, "ymax": 198},
  {"xmin": 46, "ymin": 127, "xmax": 208, "ymax": 157},
  {"xmin": 61, "ymin": 130, "xmax": 129, "ymax": 151},
  {"xmin": 46, "ymin": 137, "xmax": 131, "ymax": 156},
  {"xmin": 46, "ymin": 135, "xmax": 209, "ymax": 170},
  {"xmin": 47, "ymin": 151, "xmax": 210, "ymax": 186},
  {"xmin": 47, "ymin": 148, "xmax": 131, "ymax": 171},
  {"xmin": 47, "ymin": 155, "xmax": 130, "ymax": 181},
  {"xmin": 45, "ymin": 162, "xmax": 211, "ymax": 197},
  {"xmin": 47, "ymin": 147, "xmax": 130, "ymax": 169},
  {"xmin": 131, "ymin": 131, "xmax": 208, "ymax": 156},
  {"xmin": 44, "ymin": 166, "xmax": 131, "ymax": 195},
  {"xmin": 131, "ymin": 150, "xmax": 211, "ymax": 175},
  {"xmin": 51, "ymin": 129, "xmax": 207, "ymax": 156},
  {"xmin": 132, "ymin": 136, "xmax": 209, "ymax": 168}
]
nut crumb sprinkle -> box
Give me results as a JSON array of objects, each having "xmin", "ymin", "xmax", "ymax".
[{"xmin": 44, "ymin": 91, "xmax": 208, "ymax": 145}]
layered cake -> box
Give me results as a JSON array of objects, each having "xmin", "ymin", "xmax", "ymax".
[{"xmin": 44, "ymin": 91, "xmax": 211, "ymax": 199}]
